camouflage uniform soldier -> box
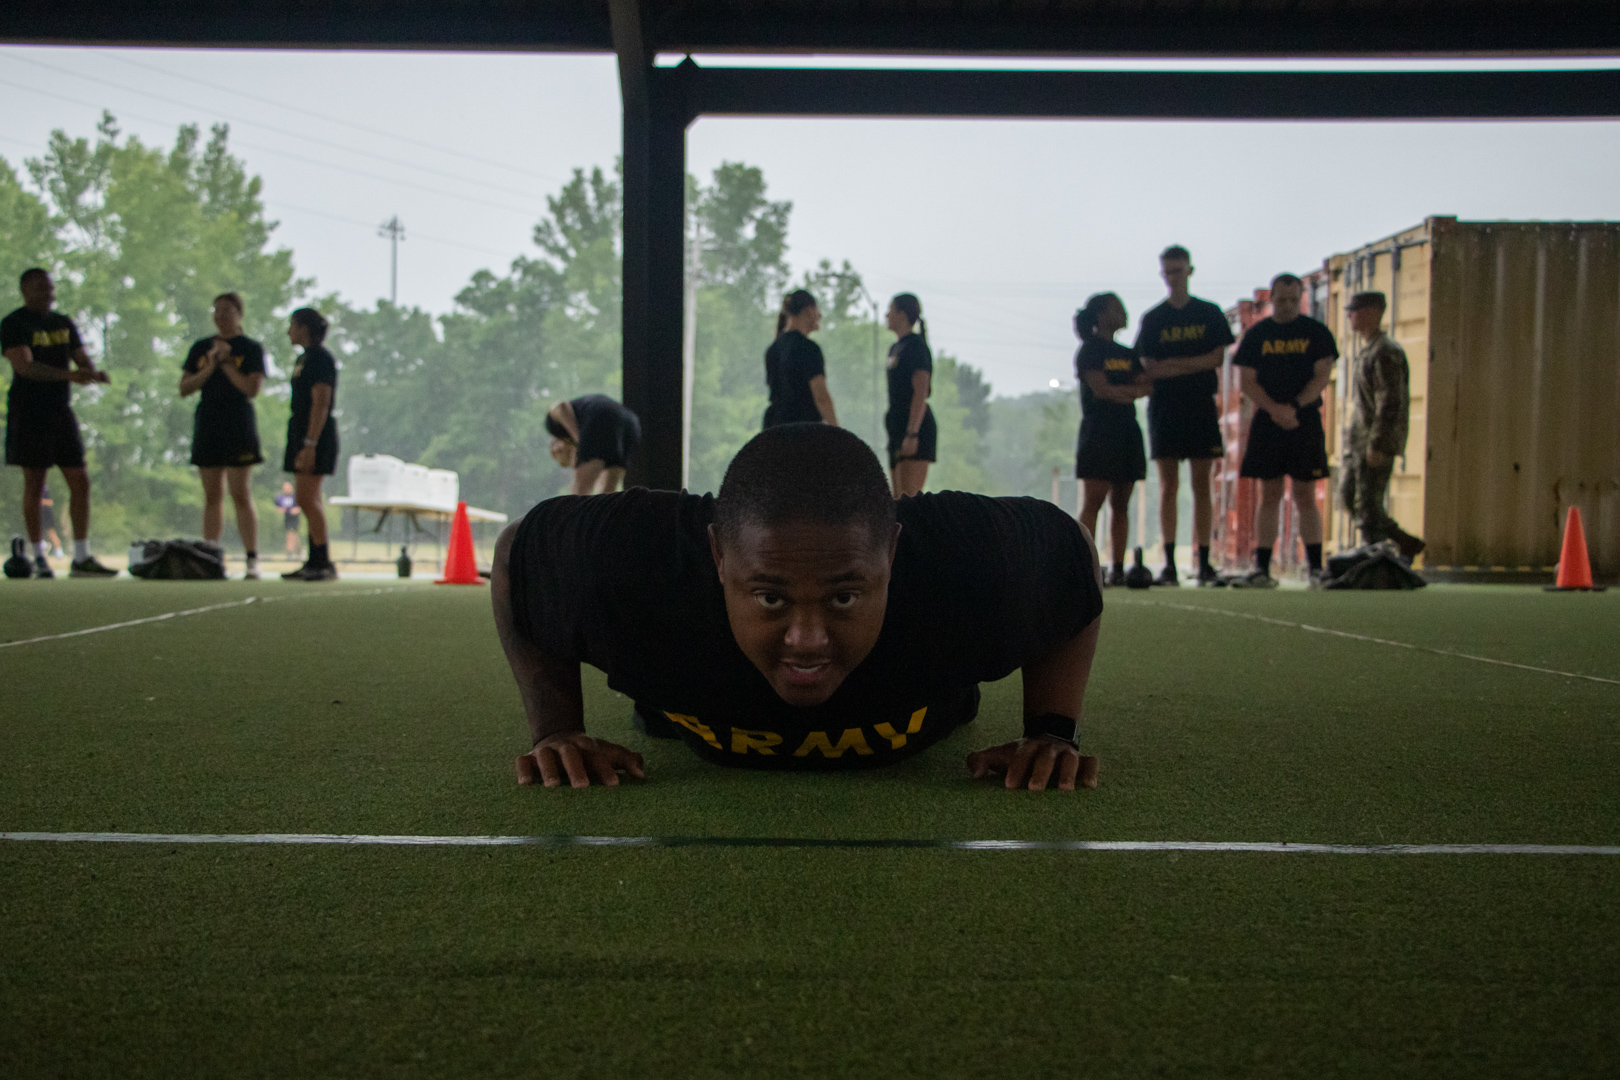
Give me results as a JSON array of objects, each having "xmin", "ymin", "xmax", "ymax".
[{"xmin": 1341, "ymin": 291, "xmax": 1424, "ymax": 559}]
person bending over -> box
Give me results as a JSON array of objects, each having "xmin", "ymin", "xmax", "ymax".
[
  {"xmin": 546, "ymin": 394, "xmax": 642, "ymax": 495},
  {"xmin": 1074, "ymin": 293, "xmax": 1151, "ymax": 586},
  {"xmin": 2, "ymin": 268, "xmax": 116, "ymax": 578},
  {"xmin": 884, "ymin": 293, "xmax": 935, "ymax": 498},
  {"xmin": 1232, "ymin": 273, "xmax": 1339, "ymax": 588},
  {"xmin": 178, "ymin": 292, "xmax": 266, "ymax": 579},
  {"xmin": 763, "ymin": 290, "xmax": 837, "ymax": 429},
  {"xmin": 492, "ymin": 423, "xmax": 1104, "ymax": 791},
  {"xmin": 1134, "ymin": 246, "xmax": 1235, "ymax": 587}
]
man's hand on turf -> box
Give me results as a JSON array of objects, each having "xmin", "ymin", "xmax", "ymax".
[
  {"xmin": 966, "ymin": 737, "xmax": 1082, "ymax": 791},
  {"xmin": 519, "ymin": 732, "xmax": 647, "ymax": 789}
]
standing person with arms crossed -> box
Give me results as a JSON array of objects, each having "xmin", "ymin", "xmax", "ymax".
[
  {"xmin": 281, "ymin": 307, "xmax": 339, "ymax": 581},
  {"xmin": 178, "ymin": 292, "xmax": 266, "ymax": 579},
  {"xmin": 1134, "ymin": 246, "xmax": 1235, "ymax": 587},
  {"xmin": 884, "ymin": 293, "xmax": 935, "ymax": 498},
  {"xmin": 1, "ymin": 268, "xmax": 117, "ymax": 578},
  {"xmin": 1232, "ymin": 273, "xmax": 1339, "ymax": 588},
  {"xmin": 546, "ymin": 394, "xmax": 642, "ymax": 495},
  {"xmin": 1341, "ymin": 291, "xmax": 1424, "ymax": 559},
  {"xmin": 1074, "ymin": 293, "xmax": 1152, "ymax": 586},
  {"xmin": 763, "ymin": 289, "xmax": 837, "ymax": 429}
]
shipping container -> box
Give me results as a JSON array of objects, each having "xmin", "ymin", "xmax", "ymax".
[{"xmin": 1319, "ymin": 217, "xmax": 1620, "ymax": 583}]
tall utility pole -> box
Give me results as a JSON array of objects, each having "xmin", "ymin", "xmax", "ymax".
[{"xmin": 377, "ymin": 216, "xmax": 406, "ymax": 304}]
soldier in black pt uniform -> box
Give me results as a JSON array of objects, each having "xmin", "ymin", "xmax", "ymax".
[
  {"xmin": 1232, "ymin": 273, "xmax": 1339, "ymax": 588},
  {"xmin": 546, "ymin": 393, "xmax": 641, "ymax": 495},
  {"xmin": 1073, "ymin": 293, "xmax": 1151, "ymax": 586},
  {"xmin": 178, "ymin": 292, "xmax": 266, "ymax": 579},
  {"xmin": 492, "ymin": 424, "xmax": 1105, "ymax": 791},
  {"xmin": 763, "ymin": 289, "xmax": 837, "ymax": 429},
  {"xmin": 281, "ymin": 308, "xmax": 339, "ymax": 581},
  {"xmin": 884, "ymin": 292, "xmax": 935, "ymax": 497},
  {"xmin": 1134, "ymin": 246, "xmax": 1235, "ymax": 587},
  {"xmin": 1, "ymin": 268, "xmax": 116, "ymax": 578}
]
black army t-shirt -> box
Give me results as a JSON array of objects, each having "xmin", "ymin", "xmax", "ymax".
[
  {"xmin": 1076, "ymin": 339, "xmax": 1141, "ymax": 424},
  {"xmin": 763, "ymin": 330, "xmax": 826, "ymax": 427},
  {"xmin": 1, "ymin": 307, "xmax": 82, "ymax": 415},
  {"xmin": 570, "ymin": 393, "xmax": 641, "ymax": 468},
  {"xmin": 508, "ymin": 488, "xmax": 1103, "ymax": 769},
  {"xmin": 183, "ymin": 335, "xmax": 266, "ymax": 412},
  {"xmin": 1233, "ymin": 316, "xmax": 1339, "ymax": 414},
  {"xmin": 1133, "ymin": 297, "xmax": 1235, "ymax": 400},
  {"xmin": 884, "ymin": 332, "xmax": 933, "ymax": 435},
  {"xmin": 288, "ymin": 345, "xmax": 338, "ymax": 434}
]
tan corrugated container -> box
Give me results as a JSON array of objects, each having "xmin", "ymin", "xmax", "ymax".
[{"xmin": 1321, "ymin": 217, "xmax": 1620, "ymax": 582}]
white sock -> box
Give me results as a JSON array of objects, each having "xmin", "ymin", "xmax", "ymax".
[
  {"xmin": 36, "ymin": 540, "xmax": 49, "ymax": 559},
  {"xmin": 74, "ymin": 539, "xmax": 89, "ymax": 561}
]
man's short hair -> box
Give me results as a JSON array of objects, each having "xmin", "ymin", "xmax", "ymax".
[
  {"xmin": 213, "ymin": 291, "xmax": 244, "ymax": 314},
  {"xmin": 18, "ymin": 268, "xmax": 48, "ymax": 289},
  {"xmin": 1270, "ymin": 272, "xmax": 1304, "ymax": 293},
  {"xmin": 715, "ymin": 424, "xmax": 896, "ymax": 549},
  {"xmin": 1160, "ymin": 245, "xmax": 1191, "ymax": 264},
  {"xmin": 1346, "ymin": 291, "xmax": 1387, "ymax": 312}
]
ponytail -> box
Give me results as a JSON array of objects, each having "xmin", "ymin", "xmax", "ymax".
[
  {"xmin": 891, "ymin": 292, "xmax": 924, "ymax": 339},
  {"xmin": 776, "ymin": 289, "xmax": 817, "ymax": 338},
  {"xmin": 290, "ymin": 306, "xmax": 329, "ymax": 345},
  {"xmin": 1075, "ymin": 292, "xmax": 1119, "ymax": 344}
]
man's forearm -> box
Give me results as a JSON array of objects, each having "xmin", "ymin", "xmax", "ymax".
[
  {"xmin": 7, "ymin": 358, "xmax": 72, "ymax": 382},
  {"xmin": 1021, "ymin": 616, "xmax": 1100, "ymax": 723},
  {"xmin": 491, "ymin": 524, "xmax": 587, "ymax": 743}
]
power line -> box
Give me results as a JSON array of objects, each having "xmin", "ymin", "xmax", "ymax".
[
  {"xmin": 0, "ymin": 50, "xmax": 555, "ymax": 208},
  {"xmin": 97, "ymin": 49, "xmax": 566, "ymax": 185}
]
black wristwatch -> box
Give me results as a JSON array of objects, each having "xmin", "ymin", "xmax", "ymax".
[{"xmin": 1022, "ymin": 712, "xmax": 1079, "ymax": 748}]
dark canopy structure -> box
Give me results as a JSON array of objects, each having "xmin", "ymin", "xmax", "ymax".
[{"xmin": 6, "ymin": 0, "xmax": 1620, "ymax": 487}]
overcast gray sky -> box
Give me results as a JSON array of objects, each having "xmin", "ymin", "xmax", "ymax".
[{"xmin": 2, "ymin": 46, "xmax": 1618, "ymax": 397}]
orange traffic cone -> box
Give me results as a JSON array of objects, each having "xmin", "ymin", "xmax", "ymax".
[
  {"xmin": 436, "ymin": 501, "xmax": 483, "ymax": 585},
  {"xmin": 1544, "ymin": 505, "xmax": 1607, "ymax": 592}
]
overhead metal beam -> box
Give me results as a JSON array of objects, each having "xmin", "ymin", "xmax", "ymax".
[{"xmin": 676, "ymin": 67, "xmax": 1620, "ymax": 121}]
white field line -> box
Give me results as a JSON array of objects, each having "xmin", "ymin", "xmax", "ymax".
[
  {"xmin": 1120, "ymin": 598, "xmax": 1620, "ymax": 686},
  {"xmin": 1, "ymin": 832, "xmax": 1617, "ymax": 855},
  {"xmin": 0, "ymin": 586, "xmax": 417, "ymax": 650}
]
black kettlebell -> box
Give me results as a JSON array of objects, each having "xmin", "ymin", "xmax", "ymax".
[
  {"xmin": 4, "ymin": 536, "xmax": 33, "ymax": 579},
  {"xmin": 1124, "ymin": 546, "xmax": 1154, "ymax": 590},
  {"xmin": 396, "ymin": 545, "xmax": 412, "ymax": 579}
]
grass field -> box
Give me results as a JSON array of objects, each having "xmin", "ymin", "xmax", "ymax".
[{"xmin": 2, "ymin": 579, "xmax": 1617, "ymax": 1078}]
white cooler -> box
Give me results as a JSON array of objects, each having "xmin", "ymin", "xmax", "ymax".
[
  {"xmin": 347, "ymin": 454, "xmax": 410, "ymax": 503},
  {"xmin": 423, "ymin": 469, "xmax": 459, "ymax": 511}
]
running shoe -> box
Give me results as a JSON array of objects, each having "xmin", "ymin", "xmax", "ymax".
[
  {"xmin": 1152, "ymin": 565, "xmax": 1179, "ymax": 587},
  {"xmin": 1104, "ymin": 567, "xmax": 1127, "ymax": 588},
  {"xmin": 1307, "ymin": 568, "xmax": 1328, "ymax": 590},
  {"xmin": 33, "ymin": 557, "xmax": 54, "ymax": 579},
  {"xmin": 1230, "ymin": 569, "xmax": 1279, "ymax": 589},
  {"xmin": 1196, "ymin": 564, "xmax": 1226, "ymax": 587},
  {"xmin": 243, "ymin": 566, "xmax": 261, "ymax": 581},
  {"xmin": 69, "ymin": 556, "xmax": 117, "ymax": 577},
  {"xmin": 283, "ymin": 562, "xmax": 339, "ymax": 582}
]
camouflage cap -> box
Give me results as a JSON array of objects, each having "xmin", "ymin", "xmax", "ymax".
[{"xmin": 1346, "ymin": 291, "xmax": 1387, "ymax": 311}]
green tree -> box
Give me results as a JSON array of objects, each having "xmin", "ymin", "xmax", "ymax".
[{"xmin": 0, "ymin": 156, "xmax": 57, "ymax": 288}]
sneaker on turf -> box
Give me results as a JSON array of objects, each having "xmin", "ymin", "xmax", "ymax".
[
  {"xmin": 284, "ymin": 561, "xmax": 338, "ymax": 582},
  {"xmin": 1196, "ymin": 564, "xmax": 1226, "ymax": 587},
  {"xmin": 33, "ymin": 556, "xmax": 54, "ymax": 579},
  {"xmin": 1307, "ymin": 568, "xmax": 1328, "ymax": 590},
  {"xmin": 1104, "ymin": 566, "xmax": 1127, "ymax": 588},
  {"xmin": 1152, "ymin": 565, "xmax": 1179, "ymax": 587},
  {"xmin": 1230, "ymin": 569, "xmax": 1279, "ymax": 589},
  {"xmin": 242, "ymin": 566, "xmax": 261, "ymax": 581},
  {"xmin": 69, "ymin": 555, "xmax": 117, "ymax": 578}
]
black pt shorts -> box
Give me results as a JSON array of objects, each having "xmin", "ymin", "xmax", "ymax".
[
  {"xmin": 5, "ymin": 406, "xmax": 86, "ymax": 469},
  {"xmin": 577, "ymin": 409, "xmax": 642, "ymax": 470},
  {"xmin": 191, "ymin": 406, "xmax": 264, "ymax": 468},
  {"xmin": 887, "ymin": 406, "xmax": 937, "ymax": 469},
  {"xmin": 283, "ymin": 425, "xmax": 339, "ymax": 476},
  {"xmin": 1075, "ymin": 416, "xmax": 1147, "ymax": 483},
  {"xmin": 1146, "ymin": 393, "xmax": 1224, "ymax": 461},
  {"xmin": 1239, "ymin": 409, "xmax": 1329, "ymax": 482}
]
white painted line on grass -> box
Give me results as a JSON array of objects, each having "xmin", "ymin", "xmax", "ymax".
[
  {"xmin": 2, "ymin": 832, "xmax": 1617, "ymax": 855},
  {"xmin": 0, "ymin": 586, "xmax": 417, "ymax": 650},
  {"xmin": 1122, "ymin": 598, "xmax": 1620, "ymax": 686}
]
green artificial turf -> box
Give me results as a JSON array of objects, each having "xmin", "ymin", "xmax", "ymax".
[{"xmin": 1, "ymin": 579, "xmax": 1617, "ymax": 1077}]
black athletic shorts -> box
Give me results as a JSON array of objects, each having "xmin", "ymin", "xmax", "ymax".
[
  {"xmin": 887, "ymin": 405, "xmax": 937, "ymax": 469},
  {"xmin": 1147, "ymin": 393, "xmax": 1224, "ymax": 461},
  {"xmin": 191, "ymin": 406, "xmax": 264, "ymax": 468},
  {"xmin": 1075, "ymin": 415, "xmax": 1146, "ymax": 484},
  {"xmin": 1240, "ymin": 409, "xmax": 1329, "ymax": 482},
  {"xmin": 283, "ymin": 423, "xmax": 339, "ymax": 476},
  {"xmin": 5, "ymin": 406, "xmax": 86, "ymax": 469}
]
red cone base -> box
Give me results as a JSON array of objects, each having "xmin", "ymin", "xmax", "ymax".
[
  {"xmin": 1544, "ymin": 505, "xmax": 1607, "ymax": 592},
  {"xmin": 436, "ymin": 501, "xmax": 483, "ymax": 585}
]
